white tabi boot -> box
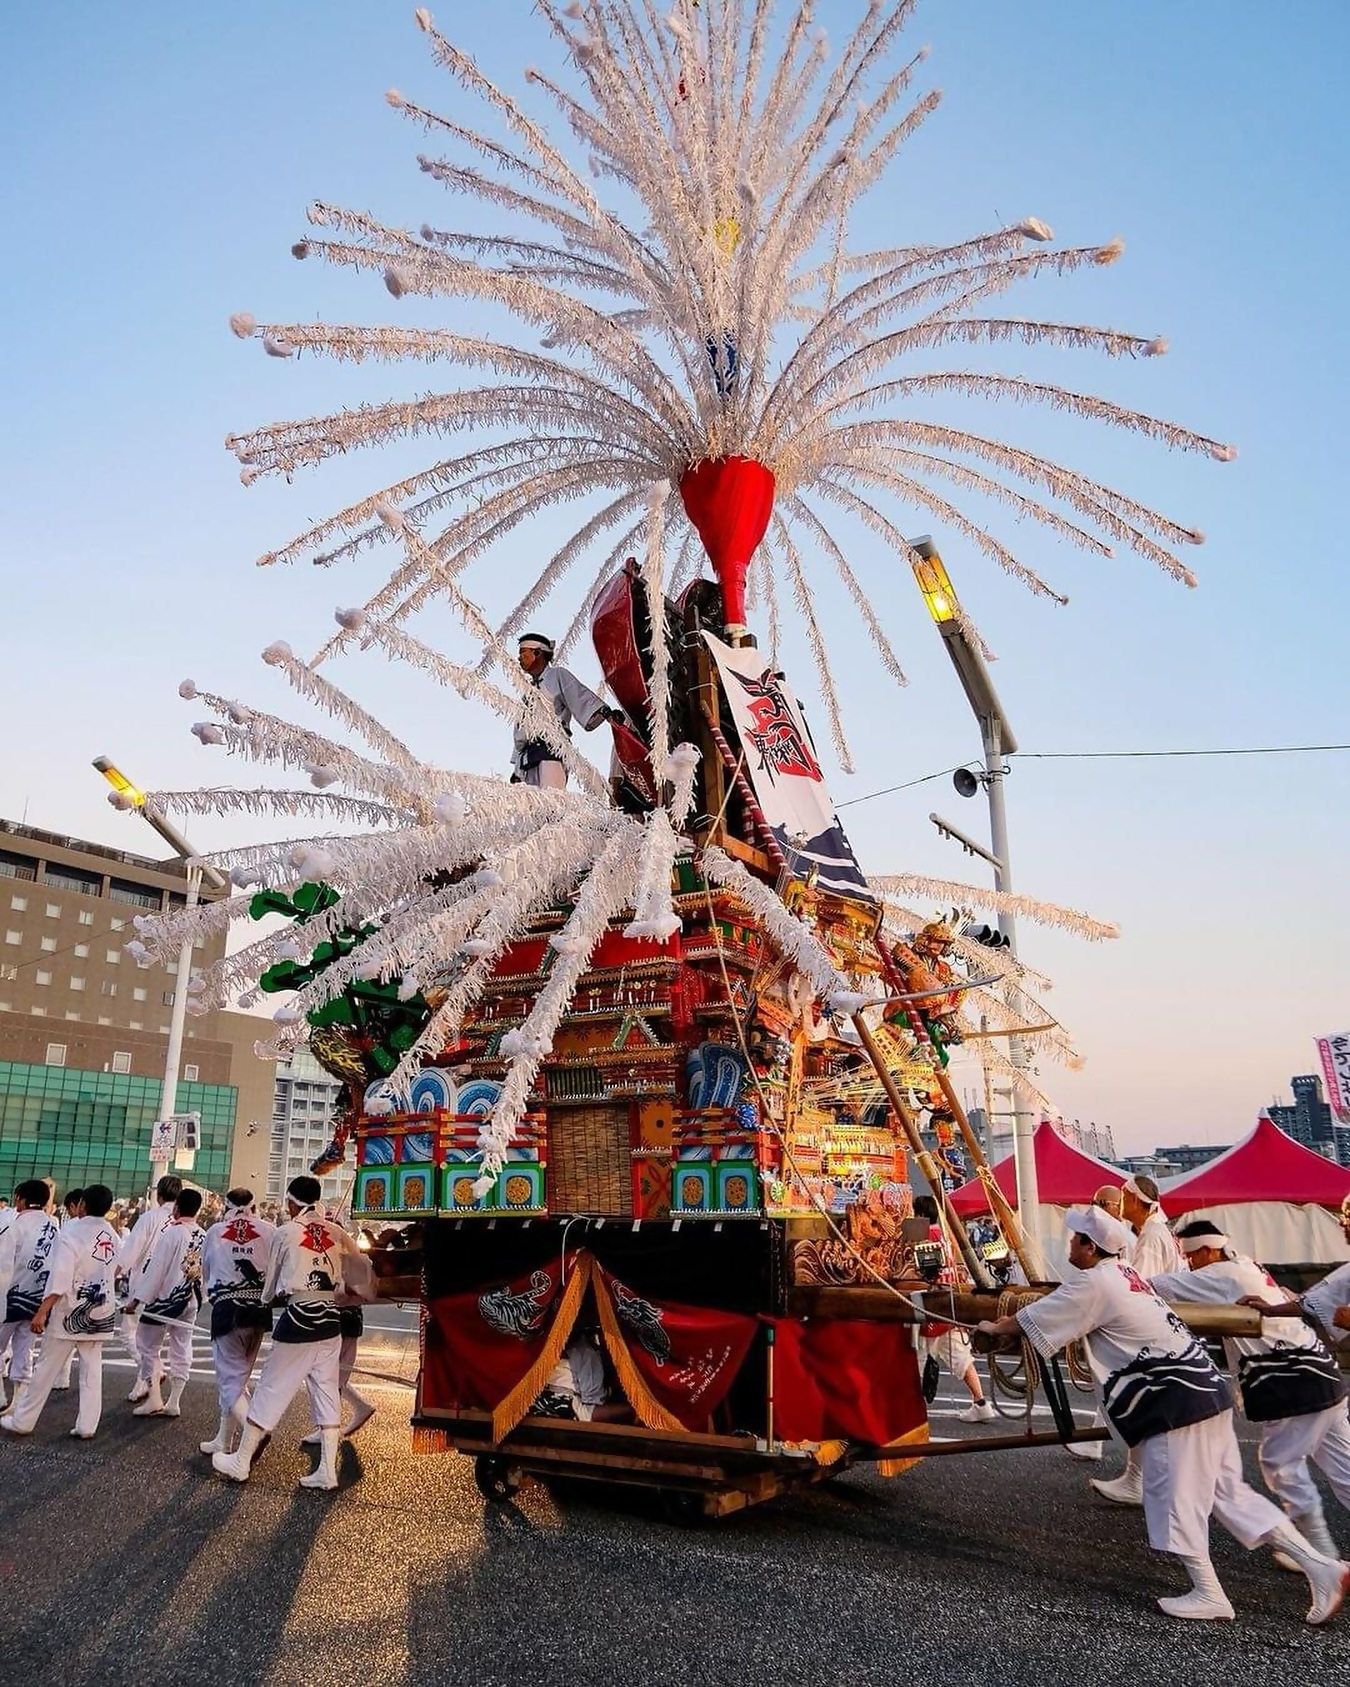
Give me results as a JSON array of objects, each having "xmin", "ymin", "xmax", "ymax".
[
  {"xmin": 1273, "ymin": 1506, "xmax": 1340, "ymax": 1571},
  {"xmin": 1089, "ymin": 1460, "xmax": 1143, "ymax": 1507},
  {"xmin": 213, "ymin": 1421, "xmax": 266, "ymax": 1483},
  {"xmin": 342, "ymin": 1386, "xmax": 376, "ymax": 1438},
  {"xmin": 1266, "ymin": 1524, "xmax": 1350, "ymax": 1626},
  {"xmin": 299, "ymin": 1426, "xmax": 341, "ymax": 1491},
  {"xmin": 205, "ymin": 1395, "xmax": 249, "ymax": 1455},
  {"xmin": 1158, "ymin": 1556, "xmax": 1235, "ymax": 1621},
  {"xmin": 132, "ymin": 1376, "xmax": 166, "ymax": 1416},
  {"xmin": 163, "ymin": 1378, "xmax": 187, "ymax": 1418},
  {"xmin": 199, "ymin": 1411, "xmax": 232, "ymax": 1455}
]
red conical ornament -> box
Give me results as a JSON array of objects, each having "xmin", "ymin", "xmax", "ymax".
[{"xmin": 678, "ymin": 455, "xmax": 776, "ymax": 630}]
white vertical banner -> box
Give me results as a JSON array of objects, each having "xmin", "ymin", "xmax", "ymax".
[
  {"xmin": 703, "ymin": 633, "xmax": 871, "ymax": 900},
  {"xmin": 1315, "ymin": 1033, "xmax": 1350, "ymax": 1124}
]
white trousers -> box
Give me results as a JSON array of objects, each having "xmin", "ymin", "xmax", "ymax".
[
  {"xmin": 136, "ymin": 1315, "xmax": 194, "ymax": 1383},
  {"xmin": 212, "ymin": 1327, "xmax": 266, "ymax": 1415},
  {"xmin": 247, "ymin": 1337, "xmax": 341, "ymax": 1433},
  {"xmin": 338, "ymin": 1333, "xmax": 358, "ymax": 1394},
  {"xmin": 922, "ymin": 1329, "xmax": 974, "ymax": 1379},
  {"xmin": 7, "ymin": 1336, "xmax": 105, "ymax": 1437},
  {"xmin": 0, "ymin": 1319, "xmax": 39, "ymax": 1386},
  {"xmin": 1258, "ymin": 1401, "xmax": 1350, "ymax": 1516},
  {"xmin": 1141, "ymin": 1410, "xmax": 1288, "ymax": 1561}
]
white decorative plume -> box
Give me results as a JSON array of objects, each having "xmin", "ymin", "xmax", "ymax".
[{"xmin": 222, "ymin": 1, "xmax": 1231, "ymax": 762}]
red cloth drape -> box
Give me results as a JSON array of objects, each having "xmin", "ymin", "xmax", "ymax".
[
  {"xmin": 423, "ymin": 1252, "xmax": 581, "ymax": 1415},
  {"xmin": 767, "ymin": 1317, "xmax": 926, "ymax": 1446},
  {"xmin": 593, "ymin": 1262, "xmax": 758, "ymax": 1430}
]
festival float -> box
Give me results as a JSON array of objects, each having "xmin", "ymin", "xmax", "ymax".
[{"xmin": 129, "ymin": 3, "xmax": 1245, "ymax": 1517}]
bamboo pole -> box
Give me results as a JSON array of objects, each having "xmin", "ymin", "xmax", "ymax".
[{"xmin": 851, "ymin": 1011, "xmax": 994, "ymax": 1291}]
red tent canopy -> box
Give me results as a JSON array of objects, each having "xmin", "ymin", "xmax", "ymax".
[
  {"xmin": 1160, "ymin": 1114, "xmax": 1350, "ymax": 1217},
  {"xmin": 948, "ymin": 1121, "xmax": 1123, "ymax": 1216}
]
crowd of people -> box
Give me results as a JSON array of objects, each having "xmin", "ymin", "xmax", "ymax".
[
  {"xmin": 4, "ymin": 1161, "xmax": 1349, "ymax": 1627},
  {"xmin": 0, "ymin": 1172, "xmax": 376, "ymax": 1490},
  {"xmin": 972, "ymin": 1175, "xmax": 1350, "ymax": 1625}
]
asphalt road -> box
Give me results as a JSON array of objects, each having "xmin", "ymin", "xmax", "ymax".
[{"xmin": 1, "ymin": 1351, "xmax": 1346, "ymax": 1687}]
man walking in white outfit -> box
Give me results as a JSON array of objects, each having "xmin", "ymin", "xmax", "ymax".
[
  {"xmin": 979, "ymin": 1205, "xmax": 1349, "ymax": 1624},
  {"xmin": 1152, "ymin": 1218, "xmax": 1347, "ymax": 1564},
  {"xmin": 0, "ymin": 1180, "xmax": 61, "ymax": 1413},
  {"xmin": 1089, "ymin": 1173, "xmax": 1184, "ymax": 1505},
  {"xmin": 213, "ymin": 1176, "xmax": 351, "ymax": 1492},
  {"xmin": 200, "ymin": 1187, "xmax": 276, "ymax": 1456},
  {"xmin": 1, "ymin": 1185, "xmax": 120, "ymax": 1440},
  {"xmin": 125, "ymin": 1188, "xmax": 206, "ymax": 1418},
  {"xmin": 117, "ymin": 1174, "xmax": 182, "ymax": 1403}
]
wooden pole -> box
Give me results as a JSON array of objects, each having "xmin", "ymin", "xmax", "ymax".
[
  {"xmin": 851, "ymin": 1011, "xmax": 994, "ymax": 1291},
  {"xmin": 927, "ymin": 1060, "xmax": 1045, "ymax": 1283}
]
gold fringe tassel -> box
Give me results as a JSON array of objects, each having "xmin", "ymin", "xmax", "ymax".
[
  {"xmin": 876, "ymin": 1423, "xmax": 931, "ymax": 1478},
  {"xmin": 592, "ymin": 1264, "xmax": 686, "ymax": 1433},
  {"xmin": 489, "ymin": 1251, "xmax": 593, "ymax": 1444},
  {"xmin": 410, "ymin": 1425, "xmax": 451, "ymax": 1455}
]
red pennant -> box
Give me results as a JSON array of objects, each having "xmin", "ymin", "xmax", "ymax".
[{"xmin": 678, "ymin": 455, "xmax": 776, "ymax": 628}]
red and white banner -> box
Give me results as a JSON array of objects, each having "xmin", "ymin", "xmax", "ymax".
[
  {"xmin": 703, "ymin": 632, "xmax": 870, "ymax": 900},
  {"xmin": 1316, "ymin": 1033, "xmax": 1350, "ymax": 1125}
]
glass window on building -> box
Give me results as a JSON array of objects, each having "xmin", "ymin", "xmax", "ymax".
[
  {"xmin": 40, "ymin": 937, "xmax": 56, "ymax": 953},
  {"xmin": 111, "ymin": 1052, "xmax": 131, "ymax": 1073},
  {"xmin": 45, "ymin": 1044, "xmax": 66, "ymax": 1066},
  {"xmin": 35, "ymin": 971, "xmax": 51, "ymax": 987},
  {"xmin": 10, "ymin": 896, "xmax": 27, "ymax": 912},
  {"xmin": 74, "ymin": 944, "xmax": 89, "ymax": 958},
  {"xmin": 106, "ymin": 951, "xmax": 121, "ymax": 965},
  {"xmin": 4, "ymin": 931, "xmax": 19, "ymax": 946},
  {"xmin": 78, "ymin": 911, "xmax": 93, "ymax": 926},
  {"xmin": 70, "ymin": 977, "xmax": 85, "ymax": 991}
]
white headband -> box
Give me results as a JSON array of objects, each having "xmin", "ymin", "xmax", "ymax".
[
  {"xmin": 518, "ymin": 637, "xmax": 553, "ymax": 656},
  {"xmin": 1178, "ymin": 1230, "xmax": 1228, "ymax": 1254},
  {"xmin": 1122, "ymin": 1175, "xmax": 1159, "ymax": 1209}
]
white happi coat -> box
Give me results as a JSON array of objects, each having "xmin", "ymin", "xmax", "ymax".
[
  {"xmin": 0, "ymin": 1207, "xmax": 17, "ymax": 1305},
  {"xmin": 1130, "ymin": 1209, "xmax": 1183, "ymax": 1279},
  {"xmin": 203, "ymin": 1209, "xmax": 276, "ymax": 1334},
  {"xmin": 1017, "ymin": 1259, "xmax": 1231, "ymax": 1447},
  {"xmin": 136, "ymin": 1218, "xmax": 207, "ymax": 1325},
  {"xmin": 512, "ymin": 663, "xmax": 607, "ymax": 779},
  {"xmin": 118, "ymin": 1201, "xmax": 177, "ymax": 1287},
  {"xmin": 44, "ymin": 1216, "xmax": 121, "ymax": 1341},
  {"xmin": 1301, "ymin": 1261, "xmax": 1350, "ymax": 1349},
  {"xmin": 1151, "ymin": 1255, "xmax": 1345, "ymax": 1423},
  {"xmin": 3, "ymin": 1209, "xmax": 61, "ymax": 1321},
  {"xmin": 264, "ymin": 1204, "xmax": 348, "ymax": 1343}
]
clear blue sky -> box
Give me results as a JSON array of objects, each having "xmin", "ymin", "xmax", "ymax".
[{"xmin": 2, "ymin": 2, "xmax": 1346, "ymax": 1153}]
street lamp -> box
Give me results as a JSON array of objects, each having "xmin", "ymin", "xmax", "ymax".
[
  {"xmin": 909, "ymin": 539, "xmax": 1045, "ymax": 1269},
  {"xmin": 93, "ymin": 757, "xmax": 228, "ymax": 1177}
]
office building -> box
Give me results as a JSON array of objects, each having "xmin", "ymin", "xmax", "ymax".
[
  {"xmin": 1268, "ymin": 1074, "xmax": 1338, "ymax": 1161},
  {"xmin": 0, "ymin": 818, "xmax": 274, "ymax": 1197},
  {"xmin": 267, "ymin": 1043, "xmax": 348, "ymax": 1204}
]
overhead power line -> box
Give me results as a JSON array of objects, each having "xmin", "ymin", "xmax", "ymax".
[{"xmin": 836, "ymin": 742, "xmax": 1349, "ymax": 811}]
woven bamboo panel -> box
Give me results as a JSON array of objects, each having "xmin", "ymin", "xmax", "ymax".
[{"xmin": 548, "ymin": 1104, "xmax": 633, "ymax": 1216}]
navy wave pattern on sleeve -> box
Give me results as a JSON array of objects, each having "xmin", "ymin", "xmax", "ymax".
[
  {"xmin": 1239, "ymin": 1346, "xmax": 1346, "ymax": 1422},
  {"xmin": 1103, "ymin": 1341, "xmax": 1232, "ymax": 1447}
]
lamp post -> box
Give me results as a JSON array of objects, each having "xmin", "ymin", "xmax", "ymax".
[
  {"xmin": 909, "ymin": 539, "xmax": 1045, "ymax": 1270},
  {"xmin": 93, "ymin": 757, "xmax": 228, "ymax": 1179}
]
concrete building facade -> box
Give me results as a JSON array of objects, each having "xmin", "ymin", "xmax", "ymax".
[{"xmin": 0, "ymin": 818, "xmax": 277, "ymax": 1198}]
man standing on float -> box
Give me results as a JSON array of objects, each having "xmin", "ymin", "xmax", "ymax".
[{"xmin": 511, "ymin": 632, "xmax": 621, "ymax": 789}]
